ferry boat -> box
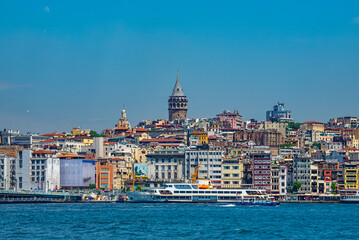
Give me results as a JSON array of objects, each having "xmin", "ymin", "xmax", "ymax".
[
  {"xmin": 340, "ymin": 189, "xmax": 359, "ymax": 203},
  {"xmin": 236, "ymin": 195, "xmax": 279, "ymax": 206},
  {"xmin": 126, "ymin": 182, "xmax": 267, "ymax": 203}
]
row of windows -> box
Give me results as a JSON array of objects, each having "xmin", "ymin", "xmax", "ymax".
[
  {"xmin": 155, "ymin": 165, "xmax": 178, "ymax": 170},
  {"xmin": 254, "ymin": 165, "xmax": 270, "ymax": 169},
  {"xmin": 254, "ymin": 181, "xmax": 270, "ymax": 185},
  {"xmin": 188, "ymin": 159, "xmax": 221, "ymax": 162},
  {"xmin": 254, "ymin": 176, "xmax": 270, "ymax": 180},
  {"xmin": 223, "ymin": 174, "xmax": 240, "ymax": 178},
  {"xmin": 223, "ymin": 166, "xmax": 239, "ymax": 170},
  {"xmin": 254, "ymin": 160, "xmax": 271, "ymax": 164},
  {"xmin": 186, "ymin": 152, "xmax": 222, "ymax": 156},
  {"xmin": 254, "ymin": 170, "xmax": 271, "ymax": 174},
  {"xmin": 173, "ymin": 190, "xmax": 242, "ymax": 194}
]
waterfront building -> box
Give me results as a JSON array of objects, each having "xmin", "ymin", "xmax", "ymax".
[
  {"xmin": 270, "ymin": 163, "xmax": 280, "ymax": 194},
  {"xmin": 147, "ymin": 149, "xmax": 185, "ymax": 187},
  {"xmin": 279, "ymin": 163, "xmax": 287, "ymax": 196},
  {"xmin": 96, "ymin": 161, "xmax": 114, "ymax": 189},
  {"xmin": 221, "ymin": 158, "xmax": 244, "ymax": 189},
  {"xmin": 216, "ymin": 110, "xmax": 243, "ymax": 129},
  {"xmin": 344, "ymin": 162, "xmax": 358, "ymax": 189},
  {"xmin": 108, "ymin": 158, "xmax": 132, "ymax": 189},
  {"xmin": 310, "ymin": 164, "xmax": 319, "ymax": 194},
  {"xmin": 266, "ymin": 102, "xmax": 293, "ymax": 122},
  {"xmin": 293, "ymin": 155, "xmax": 312, "ymax": 194},
  {"xmin": 168, "ymin": 72, "xmax": 188, "ymax": 122},
  {"xmin": 60, "ymin": 159, "xmax": 95, "ymax": 189},
  {"xmin": 0, "ymin": 154, "xmax": 16, "ymax": 190},
  {"xmin": 184, "ymin": 149, "xmax": 223, "ymax": 188},
  {"xmin": 251, "ymin": 151, "xmax": 271, "ymax": 193}
]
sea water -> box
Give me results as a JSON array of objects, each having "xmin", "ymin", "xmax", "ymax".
[{"xmin": 1, "ymin": 203, "xmax": 357, "ymax": 239}]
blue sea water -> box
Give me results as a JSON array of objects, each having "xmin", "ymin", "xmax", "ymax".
[{"xmin": 0, "ymin": 203, "xmax": 358, "ymax": 239}]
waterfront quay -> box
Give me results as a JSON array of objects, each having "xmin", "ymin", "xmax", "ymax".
[{"xmin": 0, "ymin": 190, "xmax": 82, "ymax": 204}]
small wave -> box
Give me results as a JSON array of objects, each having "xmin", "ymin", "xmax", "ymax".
[{"xmin": 221, "ymin": 204, "xmax": 236, "ymax": 207}]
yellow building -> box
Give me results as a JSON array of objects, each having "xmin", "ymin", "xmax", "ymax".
[
  {"xmin": 344, "ymin": 168, "xmax": 358, "ymax": 189},
  {"xmin": 221, "ymin": 158, "xmax": 244, "ymax": 189},
  {"xmin": 191, "ymin": 131, "xmax": 208, "ymax": 145},
  {"xmin": 73, "ymin": 136, "xmax": 93, "ymax": 146},
  {"xmin": 72, "ymin": 127, "xmax": 90, "ymax": 136}
]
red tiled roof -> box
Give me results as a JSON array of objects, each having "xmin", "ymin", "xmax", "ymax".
[
  {"xmin": 217, "ymin": 112, "xmax": 238, "ymax": 116},
  {"xmin": 114, "ymin": 127, "xmax": 128, "ymax": 130},
  {"xmin": 33, "ymin": 150, "xmax": 54, "ymax": 154},
  {"xmin": 40, "ymin": 139, "xmax": 54, "ymax": 143},
  {"xmin": 41, "ymin": 133, "xmax": 65, "ymax": 137},
  {"xmin": 104, "ymin": 142, "xmax": 117, "ymax": 145},
  {"xmin": 140, "ymin": 138, "xmax": 181, "ymax": 143},
  {"xmin": 302, "ymin": 121, "xmax": 323, "ymax": 124}
]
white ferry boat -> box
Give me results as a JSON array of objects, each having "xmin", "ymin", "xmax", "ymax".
[
  {"xmin": 340, "ymin": 189, "xmax": 359, "ymax": 203},
  {"xmin": 126, "ymin": 182, "xmax": 266, "ymax": 203}
]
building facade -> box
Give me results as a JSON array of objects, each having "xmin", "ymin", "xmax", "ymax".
[
  {"xmin": 184, "ymin": 149, "xmax": 223, "ymax": 188},
  {"xmin": 251, "ymin": 152, "xmax": 271, "ymax": 193}
]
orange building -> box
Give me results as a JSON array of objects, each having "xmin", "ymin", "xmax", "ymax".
[{"xmin": 96, "ymin": 161, "xmax": 114, "ymax": 189}]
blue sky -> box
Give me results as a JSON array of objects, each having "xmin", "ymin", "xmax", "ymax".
[{"xmin": 1, "ymin": 1, "xmax": 359, "ymax": 133}]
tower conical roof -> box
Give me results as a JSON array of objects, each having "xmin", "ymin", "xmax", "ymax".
[{"xmin": 171, "ymin": 72, "xmax": 184, "ymax": 97}]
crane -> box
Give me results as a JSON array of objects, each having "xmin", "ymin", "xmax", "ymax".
[{"xmin": 190, "ymin": 165, "xmax": 201, "ymax": 183}]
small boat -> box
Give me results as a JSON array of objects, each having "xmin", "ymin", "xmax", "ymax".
[{"xmin": 236, "ymin": 195, "xmax": 280, "ymax": 206}]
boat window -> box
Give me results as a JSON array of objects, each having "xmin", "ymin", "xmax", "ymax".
[
  {"xmin": 230, "ymin": 191, "xmax": 236, "ymax": 194},
  {"xmin": 204, "ymin": 191, "xmax": 210, "ymax": 194},
  {"xmin": 193, "ymin": 191, "xmax": 198, "ymax": 193},
  {"xmin": 174, "ymin": 191, "xmax": 179, "ymax": 193},
  {"xmin": 237, "ymin": 191, "xmax": 242, "ymax": 194},
  {"xmin": 186, "ymin": 191, "xmax": 192, "ymax": 194},
  {"xmin": 174, "ymin": 185, "xmax": 192, "ymax": 190},
  {"xmin": 180, "ymin": 191, "xmax": 185, "ymax": 193},
  {"xmin": 192, "ymin": 185, "xmax": 198, "ymax": 189},
  {"xmin": 218, "ymin": 191, "xmax": 223, "ymax": 194},
  {"xmin": 224, "ymin": 191, "xmax": 230, "ymax": 194},
  {"xmin": 212, "ymin": 191, "xmax": 217, "ymax": 194}
]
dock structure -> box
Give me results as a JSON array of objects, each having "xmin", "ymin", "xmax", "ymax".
[{"xmin": 0, "ymin": 190, "xmax": 82, "ymax": 204}]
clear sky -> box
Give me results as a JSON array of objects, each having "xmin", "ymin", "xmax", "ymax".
[{"xmin": 1, "ymin": 1, "xmax": 359, "ymax": 133}]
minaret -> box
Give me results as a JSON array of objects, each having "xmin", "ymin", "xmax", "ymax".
[{"xmin": 168, "ymin": 72, "xmax": 188, "ymax": 122}]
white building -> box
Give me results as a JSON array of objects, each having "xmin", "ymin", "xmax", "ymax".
[
  {"xmin": 147, "ymin": 149, "xmax": 185, "ymax": 186},
  {"xmin": 279, "ymin": 164, "xmax": 287, "ymax": 196},
  {"xmin": 184, "ymin": 149, "xmax": 223, "ymax": 188},
  {"xmin": 0, "ymin": 154, "xmax": 16, "ymax": 190}
]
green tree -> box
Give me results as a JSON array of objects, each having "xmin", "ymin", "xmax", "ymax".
[
  {"xmin": 89, "ymin": 184, "xmax": 96, "ymax": 189},
  {"xmin": 135, "ymin": 185, "xmax": 143, "ymax": 191},
  {"xmin": 312, "ymin": 142, "xmax": 321, "ymax": 149},
  {"xmin": 331, "ymin": 182, "xmax": 337, "ymax": 194},
  {"xmin": 292, "ymin": 181, "xmax": 302, "ymax": 193},
  {"xmin": 90, "ymin": 130, "xmax": 104, "ymax": 137},
  {"xmin": 287, "ymin": 122, "xmax": 301, "ymax": 130}
]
